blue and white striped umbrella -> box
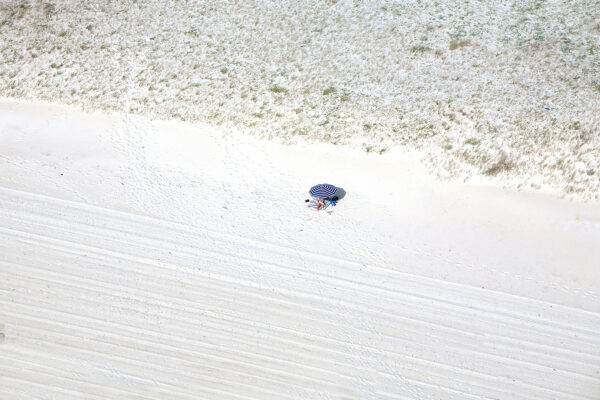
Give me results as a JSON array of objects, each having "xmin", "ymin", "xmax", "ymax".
[{"xmin": 309, "ymin": 184, "xmax": 338, "ymax": 199}]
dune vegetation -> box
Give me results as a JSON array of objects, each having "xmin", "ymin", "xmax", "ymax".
[{"xmin": 1, "ymin": 0, "xmax": 599, "ymax": 198}]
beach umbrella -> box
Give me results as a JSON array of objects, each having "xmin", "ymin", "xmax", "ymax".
[{"xmin": 309, "ymin": 183, "xmax": 338, "ymax": 199}]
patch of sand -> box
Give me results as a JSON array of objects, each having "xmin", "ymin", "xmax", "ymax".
[{"xmin": 1, "ymin": 99, "xmax": 599, "ymax": 398}]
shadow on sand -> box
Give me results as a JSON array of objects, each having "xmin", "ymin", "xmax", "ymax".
[{"xmin": 331, "ymin": 187, "xmax": 346, "ymax": 201}]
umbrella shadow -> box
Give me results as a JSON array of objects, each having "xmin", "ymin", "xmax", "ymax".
[{"xmin": 331, "ymin": 187, "xmax": 346, "ymax": 201}]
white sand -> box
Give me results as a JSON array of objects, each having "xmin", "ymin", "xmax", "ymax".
[{"xmin": 1, "ymin": 99, "xmax": 599, "ymax": 399}]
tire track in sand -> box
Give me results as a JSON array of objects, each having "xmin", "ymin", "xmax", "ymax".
[{"xmin": 1, "ymin": 188, "xmax": 599, "ymax": 399}]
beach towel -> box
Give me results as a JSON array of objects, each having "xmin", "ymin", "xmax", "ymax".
[{"xmin": 307, "ymin": 197, "xmax": 337, "ymax": 211}]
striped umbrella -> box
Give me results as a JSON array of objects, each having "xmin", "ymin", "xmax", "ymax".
[{"xmin": 309, "ymin": 184, "xmax": 338, "ymax": 199}]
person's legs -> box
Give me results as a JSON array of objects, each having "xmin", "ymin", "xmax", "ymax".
[{"xmin": 316, "ymin": 198, "xmax": 325, "ymax": 210}]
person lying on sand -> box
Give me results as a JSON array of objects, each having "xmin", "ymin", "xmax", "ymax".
[
  {"xmin": 305, "ymin": 196, "xmax": 338, "ymax": 211},
  {"xmin": 315, "ymin": 197, "xmax": 326, "ymax": 211}
]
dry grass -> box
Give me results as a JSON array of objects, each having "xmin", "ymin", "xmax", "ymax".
[
  {"xmin": 449, "ymin": 39, "xmax": 470, "ymax": 50},
  {"xmin": 0, "ymin": 0, "xmax": 599, "ymax": 198},
  {"xmin": 268, "ymin": 85, "xmax": 288, "ymax": 94}
]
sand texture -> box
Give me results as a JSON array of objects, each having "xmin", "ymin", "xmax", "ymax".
[{"xmin": 1, "ymin": 99, "xmax": 600, "ymax": 399}]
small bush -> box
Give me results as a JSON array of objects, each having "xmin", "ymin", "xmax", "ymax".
[
  {"xmin": 465, "ymin": 137, "xmax": 480, "ymax": 145},
  {"xmin": 484, "ymin": 162, "xmax": 513, "ymax": 176},
  {"xmin": 323, "ymin": 86, "xmax": 335, "ymax": 95},
  {"xmin": 268, "ymin": 85, "xmax": 288, "ymax": 94},
  {"xmin": 294, "ymin": 128, "xmax": 307, "ymax": 136},
  {"xmin": 449, "ymin": 39, "xmax": 470, "ymax": 50},
  {"xmin": 220, "ymin": 67, "xmax": 227, "ymax": 74},
  {"xmin": 411, "ymin": 45, "xmax": 429, "ymax": 53},
  {"xmin": 43, "ymin": 3, "xmax": 56, "ymax": 16}
]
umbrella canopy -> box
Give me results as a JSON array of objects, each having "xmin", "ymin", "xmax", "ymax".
[{"xmin": 309, "ymin": 184, "xmax": 338, "ymax": 199}]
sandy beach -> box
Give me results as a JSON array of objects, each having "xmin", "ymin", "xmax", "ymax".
[
  {"xmin": 1, "ymin": 99, "xmax": 599, "ymax": 399},
  {"xmin": 1, "ymin": 0, "xmax": 600, "ymax": 398}
]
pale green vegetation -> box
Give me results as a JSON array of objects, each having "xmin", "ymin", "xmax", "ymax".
[
  {"xmin": 268, "ymin": 85, "xmax": 288, "ymax": 94},
  {"xmin": 0, "ymin": 0, "xmax": 598, "ymax": 197}
]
